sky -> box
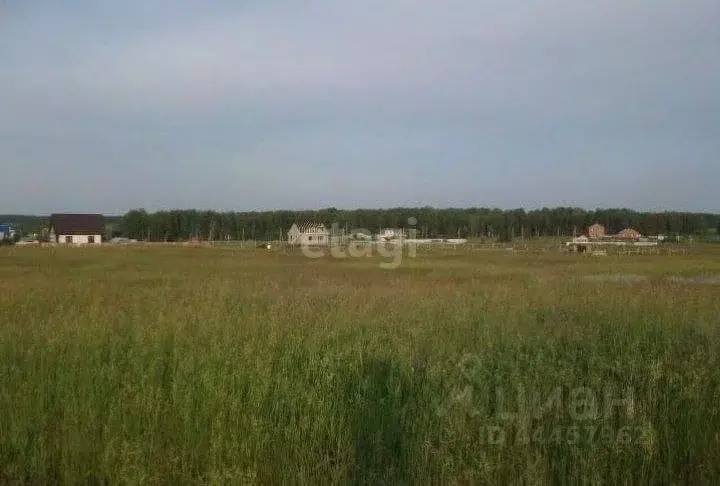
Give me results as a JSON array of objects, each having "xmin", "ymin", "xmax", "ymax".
[{"xmin": 1, "ymin": 1, "xmax": 718, "ymax": 214}]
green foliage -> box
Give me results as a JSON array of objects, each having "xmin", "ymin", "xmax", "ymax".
[
  {"xmin": 0, "ymin": 215, "xmax": 122, "ymax": 241},
  {"xmin": 1, "ymin": 246, "xmax": 719, "ymax": 483},
  {"xmin": 112, "ymin": 207, "xmax": 720, "ymax": 242},
  {"xmin": 4, "ymin": 209, "xmax": 719, "ymax": 242}
]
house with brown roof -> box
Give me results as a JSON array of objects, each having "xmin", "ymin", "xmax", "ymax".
[
  {"xmin": 616, "ymin": 228, "xmax": 641, "ymax": 240},
  {"xmin": 49, "ymin": 214, "xmax": 105, "ymax": 245}
]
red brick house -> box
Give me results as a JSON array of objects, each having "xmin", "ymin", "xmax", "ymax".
[
  {"xmin": 616, "ymin": 228, "xmax": 641, "ymax": 240},
  {"xmin": 588, "ymin": 223, "xmax": 606, "ymax": 238}
]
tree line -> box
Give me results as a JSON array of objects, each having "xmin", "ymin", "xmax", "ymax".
[
  {"xmin": 3, "ymin": 208, "xmax": 718, "ymax": 243},
  {"xmin": 117, "ymin": 207, "xmax": 720, "ymax": 242}
]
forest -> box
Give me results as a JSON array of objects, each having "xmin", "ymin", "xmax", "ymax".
[{"xmin": 3, "ymin": 207, "xmax": 719, "ymax": 242}]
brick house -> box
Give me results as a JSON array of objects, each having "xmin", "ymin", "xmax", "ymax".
[
  {"xmin": 616, "ymin": 228, "xmax": 641, "ymax": 240},
  {"xmin": 588, "ymin": 223, "xmax": 606, "ymax": 238}
]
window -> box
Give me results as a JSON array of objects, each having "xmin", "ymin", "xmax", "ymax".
[
  {"xmin": 65, "ymin": 235, "xmax": 73, "ymax": 244},
  {"xmin": 88, "ymin": 235, "xmax": 95, "ymax": 244},
  {"xmin": 308, "ymin": 235, "xmax": 313, "ymax": 241}
]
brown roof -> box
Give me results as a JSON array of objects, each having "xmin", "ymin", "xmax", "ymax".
[
  {"xmin": 50, "ymin": 214, "xmax": 105, "ymax": 235},
  {"xmin": 616, "ymin": 228, "xmax": 641, "ymax": 239}
]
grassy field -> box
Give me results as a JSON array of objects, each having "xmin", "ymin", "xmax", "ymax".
[{"xmin": 1, "ymin": 244, "xmax": 719, "ymax": 484}]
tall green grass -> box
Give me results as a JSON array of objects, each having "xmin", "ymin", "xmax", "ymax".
[{"xmin": 1, "ymin": 246, "xmax": 719, "ymax": 483}]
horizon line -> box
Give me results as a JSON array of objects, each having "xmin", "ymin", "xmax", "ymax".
[{"xmin": 2, "ymin": 205, "xmax": 720, "ymax": 218}]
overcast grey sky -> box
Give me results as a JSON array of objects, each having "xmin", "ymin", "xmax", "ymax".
[{"xmin": 1, "ymin": 1, "xmax": 718, "ymax": 214}]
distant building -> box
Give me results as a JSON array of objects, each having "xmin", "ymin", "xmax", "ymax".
[
  {"xmin": 287, "ymin": 223, "xmax": 329, "ymax": 246},
  {"xmin": 349, "ymin": 229, "xmax": 373, "ymax": 240},
  {"xmin": 49, "ymin": 214, "xmax": 105, "ymax": 245},
  {"xmin": 588, "ymin": 223, "xmax": 606, "ymax": 238},
  {"xmin": 376, "ymin": 228, "xmax": 405, "ymax": 241},
  {"xmin": 616, "ymin": 228, "xmax": 641, "ymax": 240},
  {"xmin": 0, "ymin": 223, "xmax": 15, "ymax": 241},
  {"xmin": 109, "ymin": 237, "xmax": 138, "ymax": 245}
]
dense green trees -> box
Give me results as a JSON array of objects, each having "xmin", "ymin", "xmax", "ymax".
[
  {"xmin": 3, "ymin": 208, "xmax": 717, "ymax": 242},
  {"xmin": 116, "ymin": 207, "xmax": 720, "ymax": 242}
]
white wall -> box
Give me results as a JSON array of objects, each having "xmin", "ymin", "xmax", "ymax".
[
  {"xmin": 58, "ymin": 234, "xmax": 102, "ymax": 245},
  {"xmin": 300, "ymin": 233, "xmax": 329, "ymax": 246},
  {"xmin": 287, "ymin": 226, "xmax": 300, "ymax": 245},
  {"xmin": 288, "ymin": 228, "xmax": 329, "ymax": 246}
]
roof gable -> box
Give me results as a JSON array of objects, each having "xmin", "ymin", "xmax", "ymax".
[
  {"xmin": 616, "ymin": 228, "xmax": 641, "ymax": 239},
  {"xmin": 290, "ymin": 222, "xmax": 328, "ymax": 234},
  {"xmin": 50, "ymin": 214, "xmax": 105, "ymax": 235}
]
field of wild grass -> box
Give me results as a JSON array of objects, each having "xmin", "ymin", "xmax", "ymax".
[{"xmin": 1, "ymin": 244, "xmax": 719, "ymax": 484}]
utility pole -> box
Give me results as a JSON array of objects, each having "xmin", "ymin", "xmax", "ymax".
[{"xmin": 209, "ymin": 220, "xmax": 216, "ymax": 244}]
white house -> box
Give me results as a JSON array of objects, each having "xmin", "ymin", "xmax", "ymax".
[
  {"xmin": 375, "ymin": 228, "xmax": 405, "ymax": 241},
  {"xmin": 350, "ymin": 229, "xmax": 373, "ymax": 240},
  {"xmin": 49, "ymin": 214, "xmax": 104, "ymax": 245},
  {"xmin": 287, "ymin": 223, "xmax": 330, "ymax": 246}
]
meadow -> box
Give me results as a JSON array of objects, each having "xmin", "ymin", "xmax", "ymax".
[{"xmin": 1, "ymin": 243, "xmax": 719, "ymax": 484}]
